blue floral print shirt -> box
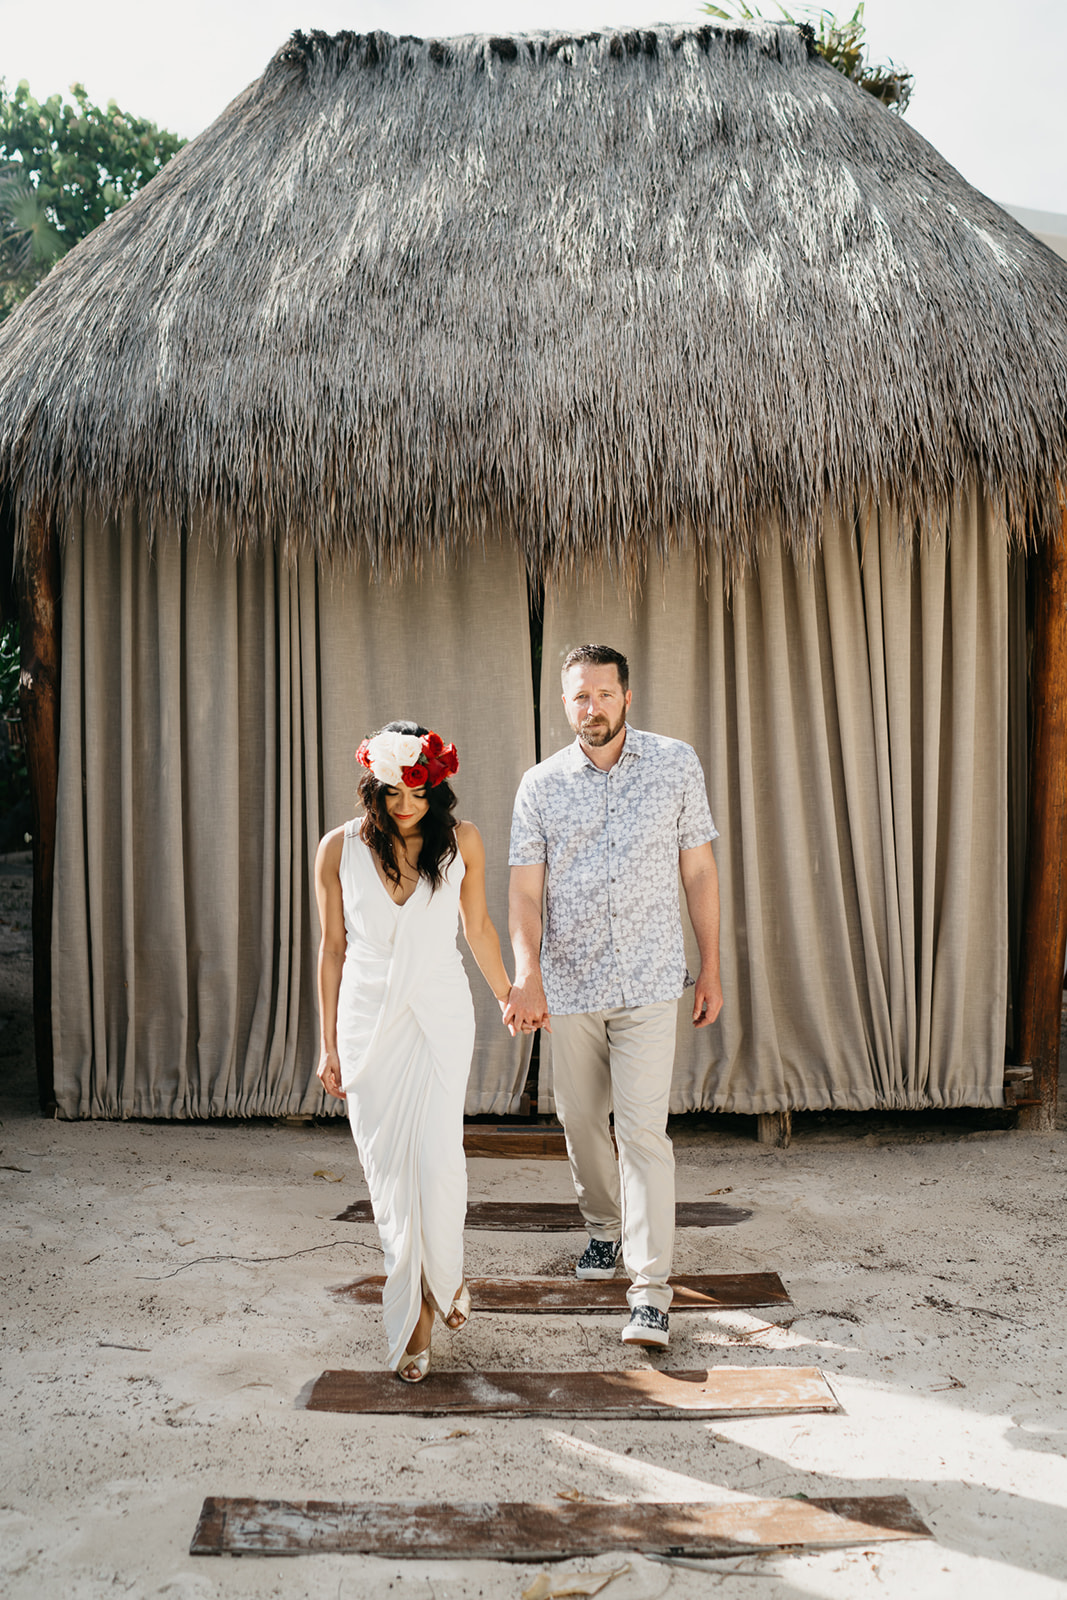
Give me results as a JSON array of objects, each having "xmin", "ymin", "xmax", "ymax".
[{"xmin": 508, "ymin": 726, "xmax": 718, "ymax": 1015}]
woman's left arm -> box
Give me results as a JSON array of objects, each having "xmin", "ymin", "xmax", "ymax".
[{"xmin": 457, "ymin": 821, "xmax": 512, "ymax": 1012}]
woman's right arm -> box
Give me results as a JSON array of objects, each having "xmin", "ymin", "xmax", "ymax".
[{"xmin": 314, "ymin": 827, "xmax": 348, "ymax": 1100}]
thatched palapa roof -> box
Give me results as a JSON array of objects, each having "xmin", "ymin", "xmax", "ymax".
[{"xmin": 2, "ymin": 21, "xmax": 1067, "ymax": 579}]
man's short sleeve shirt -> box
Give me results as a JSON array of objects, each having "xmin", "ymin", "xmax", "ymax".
[{"xmin": 508, "ymin": 726, "xmax": 718, "ymax": 1015}]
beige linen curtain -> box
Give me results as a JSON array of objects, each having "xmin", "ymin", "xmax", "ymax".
[
  {"xmin": 314, "ymin": 547, "xmax": 534, "ymax": 1112},
  {"xmin": 541, "ymin": 492, "xmax": 1014, "ymax": 1113},
  {"xmin": 51, "ymin": 512, "xmax": 533, "ymax": 1117}
]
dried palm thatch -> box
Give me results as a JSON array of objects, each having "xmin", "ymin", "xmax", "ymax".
[{"xmin": 1, "ymin": 20, "xmax": 1066, "ymax": 581}]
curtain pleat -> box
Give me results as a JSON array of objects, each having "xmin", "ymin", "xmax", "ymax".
[
  {"xmin": 51, "ymin": 518, "xmax": 533, "ymax": 1117},
  {"xmin": 541, "ymin": 490, "xmax": 1013, "ymax": 1113}
]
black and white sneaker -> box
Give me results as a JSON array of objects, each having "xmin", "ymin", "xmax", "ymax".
[
  {"xmin": 621, "ymin": 1305, "xmax": 669, "ymax": 1347},
  {"xmin": 575, "ymin": 1238, "xmax": 622, "ymax": 1279}
]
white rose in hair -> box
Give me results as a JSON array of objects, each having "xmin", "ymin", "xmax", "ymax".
[
  {"xmin": 367, "ymin": 730, "xmax": 422, "ymax": 785},
  {"xmin": 371, "ymin": 753, "xmax": 404, "ymax": 785},
  {"xmin": 393, "ymin": 734, "xmax": 423, "ymax": 768}
]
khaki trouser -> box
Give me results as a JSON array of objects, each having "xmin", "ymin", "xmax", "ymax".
[{"xmin": 550, "ymin": 999, "xmax": 677, "ymax": 1314}]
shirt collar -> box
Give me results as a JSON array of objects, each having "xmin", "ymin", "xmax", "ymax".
[{"xmin": 569, "ymin": 723, "xmax": 642, "ymax": 772}]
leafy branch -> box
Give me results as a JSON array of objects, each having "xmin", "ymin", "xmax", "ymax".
[
  {"xmin": 703, "ymin": 2, "xmax": 913, "ymax": 113},
  {"xmin": 0, "ymin": 78, "xmax": 184, "ymax": 316}
]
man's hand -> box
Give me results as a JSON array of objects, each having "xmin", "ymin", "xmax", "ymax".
[
  {"xmin": 502, "ymin": 976, "xmax": 552, "ymax": 1036},
  {"xmin": 691, "ymin": 966, "xmax": 723, "ymax": 1029}
]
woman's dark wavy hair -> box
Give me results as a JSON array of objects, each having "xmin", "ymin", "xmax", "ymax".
[{"xmin": 358, "ymin": 720, "xmax": 459, "ymax": 892}]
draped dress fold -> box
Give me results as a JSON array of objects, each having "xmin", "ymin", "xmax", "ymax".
[{"xmin": 336, "ymin": 821, "xmax": 475, "ymax": 1370}]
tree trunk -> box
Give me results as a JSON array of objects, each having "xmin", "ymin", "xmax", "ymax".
[
  {"xmin": 16, "ymin": 509, "xmax": 60, "ymax": 1112},
  {"xmin": 1015, "ymin": 506, "xmax": 1067, "ymax": 1132}
]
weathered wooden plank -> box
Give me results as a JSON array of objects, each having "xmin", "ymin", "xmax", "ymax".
[
  {"xmin": 191, "ymin": 1494, "xmax": 929, "ymax": 1558},
  {"xmin": 329, "ymin": 1272, "xmax": 790, "ymax": 1312},
  {"xmin": 463, "ymin": 1127, "xmax": 569, "ymax": 1159},
  {"xmin": 305, "ymin": 1366, "xmax": 837, "ymax": 1419},
  {"xmin": 334, "ymin": 1199, "xmax": 752, "ymax": 1229}
]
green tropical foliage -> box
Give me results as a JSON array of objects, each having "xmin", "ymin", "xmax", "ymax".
[
  {"xmin": 0, "ymin": 78, "xmax": 184, "ymax": 317},
  {"xmin": 703, "ymin": 2, "xmax": 913, "ymax": 112}
]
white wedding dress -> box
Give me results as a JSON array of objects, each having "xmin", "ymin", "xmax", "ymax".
[{"xmin": 335, "ymin": 821, "xmax": 475, "ymax": 1368}]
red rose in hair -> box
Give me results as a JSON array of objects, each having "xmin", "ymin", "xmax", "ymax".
[
  {"xmin": 425, "ymin": 742, "xmax": 459, "ymax": 785},
  {"xmin": 355, "ymin": 739, "xmax": 373, "ymax": 770},
  {"xmin": 401, "ymin": 764, "xmax": 427, "ymax": 789},
  {"xmin": 422, "ymin": 732, "xmax": 445, "ymax": 759}
]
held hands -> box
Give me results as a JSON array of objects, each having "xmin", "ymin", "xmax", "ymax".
[
  {"xmin": 502, "ymin": 977, "xmax": 552, "ymax": 1037},
  {"xmin": 692, "ymin": 966, "xmax": 724, "ymax": 1029},
  {"xmin": 317, "ymin": 1046, "xmax": 346, "ymax": 1100}
]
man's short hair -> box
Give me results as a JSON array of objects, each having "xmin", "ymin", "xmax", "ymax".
[{"xmin": 561, "ymin": 644, "xmax": 629, "ymax": 692}]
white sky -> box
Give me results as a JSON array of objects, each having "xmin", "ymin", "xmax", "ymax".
[{"xmin": 3, "ymin": 0, "xmax": 1065, "ymax": 214}]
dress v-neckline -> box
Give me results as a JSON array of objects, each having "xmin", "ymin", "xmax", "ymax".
[{"xmin": 364, "ymin": 837, "xmax": 423, "ymax": 911}]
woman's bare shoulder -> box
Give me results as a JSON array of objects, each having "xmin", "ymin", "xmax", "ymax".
[
  {"xmin": 316, "ymin": 823, "xmax": 350, "ymax": 872},
  {"xmin": 455, "ymin": 819, "xmax": 484, "ymax": 861}
]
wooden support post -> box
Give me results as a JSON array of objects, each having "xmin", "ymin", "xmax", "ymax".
[
  {"xmin": 16, "ymin": 508, "xmax": 60, "ymax": 1113},
  {"xmin": 1015, "ymin": 503, "xmax": 1067, "ymax": 1133},
  {"xmin": 756, "ymin": 1111, "xmax": 792, "ymax": 1148}
]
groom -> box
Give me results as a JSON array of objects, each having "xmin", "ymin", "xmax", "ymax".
[{"xmin": 504, "ymin": 644, "xmax": 722, "ymax": 1348}]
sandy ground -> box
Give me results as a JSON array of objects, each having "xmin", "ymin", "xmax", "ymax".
[{"xmin": 2, "ymin": 850, "xmax": 1067, "ymax": 1600}]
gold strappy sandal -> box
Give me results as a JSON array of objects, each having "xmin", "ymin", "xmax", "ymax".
[
  {"xmin": 396, "ymin": 1296, "xmax": 434, "ymax": 1382},
  {"xmin": 395, "ymin": 1343, "xmax": 431, "ymax": 1383},
  {"xmin": 441, "ymin": 1281, "xmax": 471, "ymax": 1332}
]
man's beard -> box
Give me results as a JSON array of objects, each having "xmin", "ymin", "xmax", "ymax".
[{"xmin": 577, "ymin": 709, "xmax": 626, "ymax": 748}]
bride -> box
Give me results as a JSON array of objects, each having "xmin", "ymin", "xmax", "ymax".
[{"xmin": 315, "ymin": 721, "xmax": 513, "ymax": 1381}]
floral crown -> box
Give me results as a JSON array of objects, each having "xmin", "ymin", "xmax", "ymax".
[{"xmin": 356, "ymin": 728, "xmax": 459, "ymax": 789}]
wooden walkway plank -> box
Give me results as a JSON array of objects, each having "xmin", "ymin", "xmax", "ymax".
[
  {"xmin": 329, "ymin": 1272, "xmax": 790, "ymax": 1312},
  {"xmin": 191, "ymin": 1494, "xmax": 930, "ymax": 1558},
  {"xmin": 334, "ymin": 1199, "xmax": 752, "ymax": 1229},
  {"xmin": 463, "ymin": 1125, "xmax": 571, "ymax": 1159},
  {"xmin": 305, "ymin": 1366, "xmax": 837, "ymax": 1419}
]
